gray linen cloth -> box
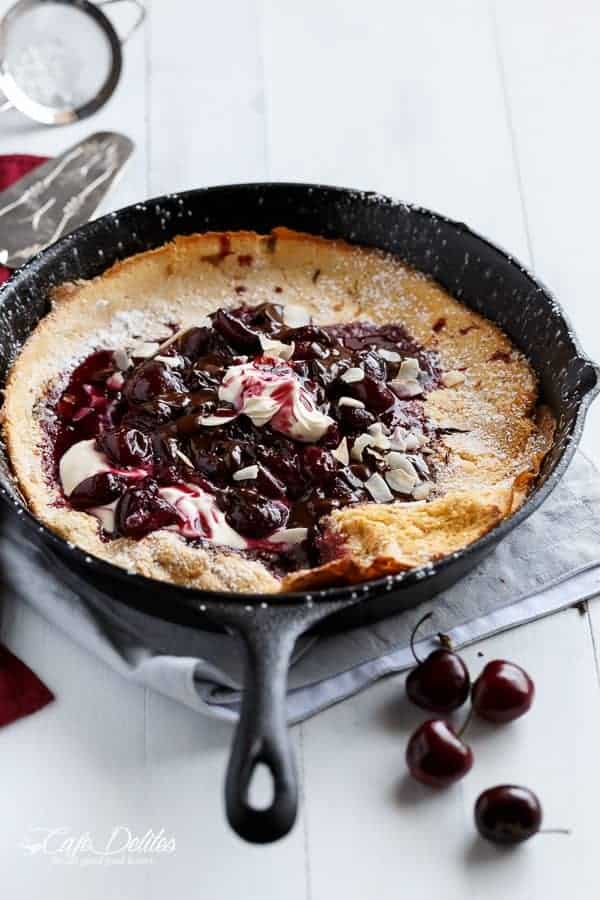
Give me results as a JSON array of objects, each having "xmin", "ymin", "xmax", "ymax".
[{"xmin": 1, "ymin": 451, "xmax": 599, "ymax": 724}]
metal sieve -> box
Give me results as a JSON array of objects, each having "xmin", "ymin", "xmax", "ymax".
[{"xmin": 0, "ymin": 0, "xmax": 144, "ymax": 125}]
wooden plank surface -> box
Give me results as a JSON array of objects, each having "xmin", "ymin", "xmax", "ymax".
[{"xmin": 0, "ymin": 1, "xmax": 599, "ymax": 896}]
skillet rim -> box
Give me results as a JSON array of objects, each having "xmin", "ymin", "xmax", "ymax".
[{"xmin": 0, "ymin": 181, "xmax": 598, "ymax": 614}]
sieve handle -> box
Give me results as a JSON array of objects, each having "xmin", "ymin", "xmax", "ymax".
[{"xmin": 98, "ymin": 0, "xmax": 146, "ymax": 44}]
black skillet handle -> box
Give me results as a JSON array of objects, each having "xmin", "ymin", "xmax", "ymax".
[{"xmin": 220, "ymin": 600, "xmax": 350, "ymax": 844}]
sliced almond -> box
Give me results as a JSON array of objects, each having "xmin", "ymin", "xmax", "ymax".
[
  {"xmin": 233, "ymin": 464, "xmax": 259, "ymax": 481},
  {"xmin": 389, "ymin": 425, "xmax": 408, "ymax": 452},
  {"xmin": 338, "ymin": 396, "xmax": 365, "ymax": 409},
  {"xmin": 365, "ymin": 472, "xmax": 394, "ymax": 503},
  {"xmin": 269, "ymin": 527, "xmax": 309, "ymax": 545},
  {"xmin": 389, "ymin": 426, "xmax": 423, "ymax": 453},
  {"xmin": 399, "ymin": 358, "xmax": 422, "ymax": 380},
  {"xmin": 174, "ymin": 448, "xmax": 195, "ymax": 468},
  {"xmin": 130, "ymin": 341, "xmax": 160, "ymax": 359},
  {"xmin": 197, "ymin": 413, "xmax": 238, "ymax": 427},
  {"xmin": 113, "ymin": 348, "xmax": 132, "ymax": 371},
  {"xmin": 442, "ymin": 370, "xmax": 466, "ymax": 387},
  {"xmin": 379, "ymin": 348, "xmax": 402, "ymax": 363},
  {"xmin": 155, "ymin": 355, "xmax": 184, "ymax": 368},
  {"xmin": 154, "ymin": 324, "xmax": 200, "ymax": 357},
  {"xmin": 351, "ymin": 426, "xmax": 391, "ymax": 461},
  {"xmin": 365, "ymin": 423, "xmax": 391, "ymax": 451},
  {"xmin": 385, "ymin": 468, "xmax": 417, "ymax": 494},
  {"xmin": 351, "ymin": 433, "xmax": 373, "ymax": 462},
  {"xmin": 412, "ymin": 481, "xmax": 433, "ymax": 500},
  {"xmin": 386, "ymin": 450, "xmax": 408, "ymax": 470},
  {"xmin": 259, "ymin": 335, "xmax": 295, "ymax": 360},
  {"xmin": 282, "ymin": 305, "xmax": 310, "ymax": 328},
  {"xmin": 340, "ymin": 367, "xmax": 365, "ymax": 384},
  {"xmin": 386, "ymin": 453, "xmax": 419, "ymax": 480},
  {"xmin": 412, "ymin": 455, "xmax": 430, "ymax": 477},
  {"xmin": 389, "ymin": 379, "xmax": 423, "ymax": 399},
  {"xmin": 332, "ymin": 437, "xmax": 350, "ymax": 466}
]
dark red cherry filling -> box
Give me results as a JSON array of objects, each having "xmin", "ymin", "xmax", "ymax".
[
  {"xmin": 70, "ymin": 472, "xmax": 128, "ymax": 510},
  {"xmin": 98, "ymin": 427, "xmax": 153, "ymax": 467},
  {"xmin": 221, "ymin": 487, "xmax": 289, "ymax": 538},
  {"xmin": 44, "ymin": 303, "xmax": 442, "ymax": 572},
  {"xmin": 213, "ymin": 307, "xmax": 262, "ymax": 353},
  {"xmin": 116, "ymin": 483, "xmax": 179, "ymax": 539},
  {"xmin": 123, "ymin": 360, "xmax": 186, "ymax": 404}
]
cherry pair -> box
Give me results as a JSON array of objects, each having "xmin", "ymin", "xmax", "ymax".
[{"xmin": 405, "ymin": 612, "xmax": 534, "ymax": 721}]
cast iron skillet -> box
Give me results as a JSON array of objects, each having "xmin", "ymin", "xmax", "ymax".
[{"xmin": 0, "ymin": 184, "xmax": 598, "ymax": 844}]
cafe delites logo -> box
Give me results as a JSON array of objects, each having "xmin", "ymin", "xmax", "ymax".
[{"xmin": 19, "ymin": 825, "xmax": 176, "ymax": 865}]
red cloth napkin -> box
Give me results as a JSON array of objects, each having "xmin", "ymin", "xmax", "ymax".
[
  {"xmin": 0, "ymin": 646, "xmax": 54, "ymax": 727},
  {"xmin": 0, "ymin": 154, "xmax": 54, "ymax": 724},
  {"xmin": 0, "ymin": 154, "xmax": 49, "ymax": 284}
]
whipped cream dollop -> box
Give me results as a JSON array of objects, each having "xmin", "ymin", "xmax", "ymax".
[
  {"xmin": 59, "ymin": 439, "xmax": 110, "ymax": 496},
  {"xmin": 159, "ymin": 484, "xmax": 247, "ymax": 548},
  {"xmin": 218, "ymin": 357, "xmax": 334, "ymax": 442},
  {"xmin": 89, "ymin": 500, "xmax": 119, "ymax": 533}
]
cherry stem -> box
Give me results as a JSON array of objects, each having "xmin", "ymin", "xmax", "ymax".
[
  {"xmin": 457, "ymin": 707, "xmax": 473, "ymax": 738},
  {"xmin": 539, "ymin": 828, "xmax": 571, "ymax": 836},
  {"xmin": 410, "ymin": 611, "xmax": 433, "ymax": 665},
  {"xmin": 438, "ymin": 632, "xmax": 453, "ymax": 650}
]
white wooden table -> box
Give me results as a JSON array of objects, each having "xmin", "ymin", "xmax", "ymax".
[{"xmin": 1, "ymin": 1, "xmax": 600, "ymax": 896}]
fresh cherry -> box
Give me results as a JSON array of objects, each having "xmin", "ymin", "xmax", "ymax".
[
  {"xmin": 405, "ymin": 613, "xmax": 470, "ymax": 713},
  {"xmin": 472, "ymin": 660, "xmax": 534, "ymax": 723},
  {"xmin": 406, "ymin": 651, "xmax": 470, "ymax": 713},
  {"xmin": 475, "ymin": 785, "xmax": 542, "ymax": 844},
  {"xmin": 405, "ymin": 719, "xmax": 473, "ymax": 788}
]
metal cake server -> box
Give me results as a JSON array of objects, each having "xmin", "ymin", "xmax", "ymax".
[{"xmin": 0, "ymin": 131, "xmax": 133, "ymax": 267}]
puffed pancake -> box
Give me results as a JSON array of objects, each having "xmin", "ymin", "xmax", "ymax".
[{"xmin": 2, "ymin": 229, "xmax": 554, "ymax": 593}]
